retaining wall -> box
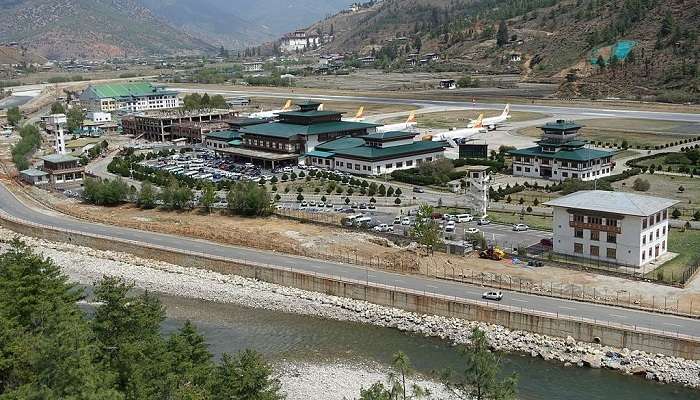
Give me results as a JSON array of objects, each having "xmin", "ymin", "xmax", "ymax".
[{"xmin": 2, "ymin": 212, "xmax": 699, "ymax": 360}]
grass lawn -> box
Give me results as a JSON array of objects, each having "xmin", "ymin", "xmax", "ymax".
[
  {"xmin": 649, "ymin": 229, "xmax": 700, "ymax": 283},
  {"xmin": 612, "ymin": 174, "xmax": 700, "ymax": 208},
  {"xmin": 249, "ymin": 97, "xmax": 415, "ymax": 116},
  {"xmin": 487, "ymin": 210, "xmax": 552, "ymax": 231},
  {"xmin": 518, "ymin": 118, "xmax": 697, "ymax": 148},
  {"xmin": 381, "ymin": 110, "xmax": 545, "ymax": 130}
]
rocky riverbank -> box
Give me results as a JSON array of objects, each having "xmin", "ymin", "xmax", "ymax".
[{"xmin": 1, "ymin": 227, "xmax": 698, "ymax": 390}]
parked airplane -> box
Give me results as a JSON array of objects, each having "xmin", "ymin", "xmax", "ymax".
[
  {"xmin": 342, "ymin": 106, "xmax": 365, "ymax": 122},
  {"xmin": 423, "ymin": 114, "xmax": 486, "ymax": 142},
  {"xmin": 376, "ymin": 112, "xmax": 417, "ymax": 133},
  {"xmin": 248, "ymin": 99, "xmax": 293, "ymax": 119},
  {"xmin": 468, "ymin": 104, "xmax": 510, "ymax": 130}
]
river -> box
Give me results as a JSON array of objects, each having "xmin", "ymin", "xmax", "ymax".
[{"xmin": 156, "ymin": 294, "xmax": 700, "ymax": 400}]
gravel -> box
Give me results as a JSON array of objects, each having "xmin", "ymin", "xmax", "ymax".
[{"xmin": 1, "ymin": 227, "xmax": 699, "ymax": 391}]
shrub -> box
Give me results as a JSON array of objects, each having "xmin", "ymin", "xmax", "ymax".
[{"xmin": 227, "ymin": 181, "xmax": 271, "ymax": 216}]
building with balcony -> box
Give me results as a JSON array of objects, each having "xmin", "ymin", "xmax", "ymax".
[
  {"xmin": 40, "ymin": 154, "xmax": 85, "ymax": 186},
  {"xmin": 545, "ymin": 191, "xmax": 678, "ymax": 268},
  {"xmin": 509, "ymin": 121, "xmax": 614, "ymax": 182}
]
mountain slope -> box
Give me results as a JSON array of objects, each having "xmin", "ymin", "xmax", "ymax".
[
  {"xmin": 306, "ymin": 0, "xmax": 700, "ymax": 100},
  {"xmin": 140, "ymin": 0, "xmax": 350, "ymax": 49},
  {"xmin": 0, "ymin": 0, "xmax": 214, "ymax": 59}
]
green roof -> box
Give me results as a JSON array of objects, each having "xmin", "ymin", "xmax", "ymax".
[
  {"xmin": 333, "ymin": 141, "xmax": 446, "ymax": 161},
  {"xmin": 316, "ymin": 137, "xmax": 366, "ymax": 151},
  {"xmin": 240, "ymin": 121, "xmax": 380, "ymax": 139},
  {"xmin": 538, "ymin": 121, "xmax": 582, "ymax": 131},
  {"xmin": 205, "ymin": 130, "xmax": 241, "ymax": 141},
  {"xmin": 305, "ymin": 150, "xmax": 335, "ymax": 158},
  {"xmin": 277, "ymin": 110, "xmax": 342, "ymax": 118},
  {"xmin": 83, "ymin": 82, "xmax": 174, "ymax": 100},
  {"xmin": 228, "ymin": 139, "xmax": 243, "ymax": 146},
  {"xmin": 363, "ymin": 131, "xmax": 416, "ymax": 141},
  {"xmin": 20, "ymin": 168, "xmax": 48, "ymax": 177},
  {"xmin": 509, "ymin": 146, "xmax": 613, "ymax": 161},
  {"xmin": 42, "ymin": 154, "xmax": 80, "ymax": 163}
]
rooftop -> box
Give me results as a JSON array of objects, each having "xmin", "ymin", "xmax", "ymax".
[
  {"xmin": 538, "ymin": 120, "xmax": 582, "ymax": 131},
  {"xmin": 363, "ymin": 131, "xmax": 416, "ymax": 141},
  {"xmin": 509, "ymin": 146, "xmax": 613, "ymax": 162},
  {"xmin": 41, "ymin": 154, "xmax": 80, "ymax": 163},
  {"xmin": 205, "ymin": 130, "xmax": 241, "ymax": 141},
  {"xmin": 315, "ymin": 137, "xmax": 366, "ymax": 151},
  {"xmin": 333, "ymin": 141, "xmax": 446, "ymax": 160},
  {"xmin": 240, "ymin": 121, "xmax": 380, "ymax": 139},
  {"xmin": 20, "ymin": 168, "xmax": 48, "ymax": 177},
  {"xmin": 84, "ymin": 82, "xmax": 174, "ymax": 99},
  {"xmin": 544, "ymin": 191, "xmax": 679, "ymax": 217},
  {"xmin": 65, "ymin": 137, "xmax": 102, "ymax": 149}
]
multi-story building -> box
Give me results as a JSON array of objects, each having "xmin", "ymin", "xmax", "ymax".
[
  {"xmin": 545, "ymin": 191, "xmax": 678, "ymax": 268},
  {"xmin": 80, "ymin": 82, "xmax": 181, "ymax": 112},
  {"xmin": 121, "ymin": 109, "xmax": 236, "ymax": 142},
  {"xmin": 509, "ymin": 121, "xmax": 614, "ymax": 182},
  {"xmin": 40, "ymin": 154, "xmax": 85, "ymax": 186},
  {"xmin": 305, "ymin": 131, "xmax": 446, "ymax": 176},
  {"xmin": 280, "ymin": 30, "xmax": 320, "ymax": 53}
]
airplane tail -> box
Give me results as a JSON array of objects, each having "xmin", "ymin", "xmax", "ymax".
[
  {"xmin": 281, "ymin": 99, "xmax": 293, "ymax": 111},
  {"xmin": 318, "ymin": 103, "xmax": 325, "ymax": 111},
  {"xmin": 354, "ymin": 106, "xmax": 364, "ymax": 119},
  {"xmin": 502, "ymin": 104, "xmax": 511, "ymax": 117},
  {"xmin": 406, "ymin": 111, "xmax": 416, "ymax": 124},
  {"xmin": 473, "ymin": 113, "xmax": 484, "ymax": 128}
]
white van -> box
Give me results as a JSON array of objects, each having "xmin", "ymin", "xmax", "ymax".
[
  {"xmin": 354, "ymin": 216, "xmax": 372, "ymax": 227},
  {"xmin": 455, "ymin": 214, "xmax": 473, "ymax": 223}
]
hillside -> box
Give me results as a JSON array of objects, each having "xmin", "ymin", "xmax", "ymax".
[
  {"xmin": 0, "ymin": 0, "xmax": 214, "ymax": 59},
  {"xmin": 0, "ymin": 45, "xmax": 47, "ymax": 65},
  {"xmin": 139, "ymin": 0, "xmax": 350, "ymax": 49},
  {"xmin": 305, "ymin": 0, "xmax": 700, "ymax": 101}
]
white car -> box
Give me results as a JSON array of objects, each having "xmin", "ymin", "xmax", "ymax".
[
  {"xmin": 401, "ymin": 217, "xmax": 411, "ymax": 226},
  {"xmin": 482, "ymin": 291, "xmax": 503, "ymax": 301},
  {"xmin": 283, "ymin": 166, "xmax": 293, "ymax": 173},
  {"xmin": 393, "ymin": 216, "xmax": 402, "ymax": 225},
  {"xmin": 445, "ymin": 221, "xmax": 456, "ymax": 232},
  {"xmin": 465, "ymin": 227, "xmax": 480, "ymax": 235},
  {"xmin": 477, "ymin": 218, "xmax": 491, "ymax": 226},
  {"xmin": 300, "ymin": 201, "xmax": 308, "ymax": 208},
  {"xmin": 512, "ymin": 223, "xmax": 529, "ymax": 232},
  {"xmin": 373, "ymin": 224, "xmax": 394, "ymax": 233}
]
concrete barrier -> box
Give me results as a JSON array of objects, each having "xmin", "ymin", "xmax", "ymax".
[{"xmin": 2, "ymin": 211, "xmax": 699, "ymax": 360}]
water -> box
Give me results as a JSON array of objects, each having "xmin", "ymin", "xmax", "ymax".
[{"xmin": 158, "ymin": 294, "xmax": 700, "ymax": 400}]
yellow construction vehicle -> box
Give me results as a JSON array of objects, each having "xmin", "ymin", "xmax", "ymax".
[{"xmin": 479, "ymin": 245, "xmax": 506, "ymax": 261}]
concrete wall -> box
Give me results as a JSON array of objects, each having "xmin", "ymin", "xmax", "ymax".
[{"xmin": 2, "ymin": 212, "xmax": 699, "ymax": 360}]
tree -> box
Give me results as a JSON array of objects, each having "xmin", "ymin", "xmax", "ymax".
[
  {"xmin": 50, "ymin": 102, "xmax": 66, "ymax": 114},
  {"xmin": 395, "ymin": 188, "xmax": 402, "ymax": 197},
  {"xmin": 359, "ymin": 351, "xmax": 428, "ymax": 400},
  {"xmin": 210, "ymin": 350, "xmax": 283, "ymax": 400},
  {"xmin": 678, "ymin": 185, "xmax": 685, "ymax": 192},
  {"xmin": 82, "ymin": 177, "xmax": 129, "ymax": 205},
  {"xmin": 672, "ymin": 208, "xmax": 681, "ymax": 219},
  {"xmin": 693, "ymin": 210, "xmax": 700, "ymax": 221},
  {"xmin": 66, "ymin": 107, "xmax": 85, "ymax": 133},
  {"xmin": 442, "ymin": 328, "xmax": 518, "ymax": 400},
  {"xmin": 395, "ymin": 198, "xmax": 402, "ymax": 205},
  {"xmin": 387, "ymin": 186, "xmax": 395, "ymax": 197},
  {"xmin": 411, "ymin": 204, "xmax": 441, "ymax": 255},
  {"xmin": 227, "ymin": 181, "xmax": 271, "ymax": 216},
  {"xmin": 6, "ymin": 106, "xmax": 21, "ymax": 126},
  {"xmin": 496, "ymin": 20, "xmax": 508, "ymax": 47},
  {"xmin": 201, "ymin": 183, "xmax": 217, "ymax": 212},
  {"xmin": 632, "ymin": 178, "xmax": 650, "ymax": 192},
  {"xmin": 138, "ymin": 181, "xmax": 157, "ymax": 209}
]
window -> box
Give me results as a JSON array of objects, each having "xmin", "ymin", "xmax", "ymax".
[
  {"xmin": 607, "ymin": 233, "xmax": 617, "ymax": 243},
  {"xmin": 574, "ymin": 243, "xmax": 583, "ymax": 254},
  {"xmin": 355, "ymin": 164, "xmax": 360, "ymax": 170},
  {"xmin": 642, "ymin": 236, "xmax": 646, "ymax": 245},
  {"xmin": 656, "ymin": 213, "xmax": 661, "ymax": 224},
  {"xmin": 606, "ymin": 248, "xmax": 616, "ymax": 259},
  {"xmin": 588, "ymin": 216, "xmax": 602, "ymax": 225},
  {"xmin": 663, "ymin": 210, "xmax": 668, "ymax": 219},
  {"xmin": 606, "ymin": 219, "xmax": 618, "ymax": 227},
  {"xmin": 406, "ymin": 160, "xmax": 413, "ymax": 166},
  {"xmin": 642, "ymin": 219, "xmax": 647, "ymax": 229},
  {"xmin": 516, "ymin": 166, "xmax": 522, "ymax": 172},
  {"xmin": 662, "ymin": 240, "xmax": 666, "ymax": 250},
  {"xmin": 574, "ymin": 229, "xmax": 584, "ymax": 238},
  {"xmin": 574, "ymin": 215, "xmax": 584, "ymax": 223},
  {"xmin": 642, "ymin": 251, "xmax": 646, "ymax": 261},
  {"xmin": 590, "ymin": 231, "xmax": 599, "ymax": 241},
  {"xmin": 347, "ymin": 163, "xmax": 352, "ymax": 169},
  {"xmin": 662, "ymin": 226, "xmax": 666, "ymax": 235},
  {"xmin": 648, "ymin": 216, "xmax": 653, "ymax": 226},
  {"xmin": 590, "ymin": 245, "xmax": 599, "ymax": 257},
  {"xmin": 562, "ymin": 172, "xmax": 569, "ymax": 178},
  {"xmin": 385, "ymin": 163, "xmax": 393, "ymax": 169},
  {"xmin": 524, "ymin": 167, "xmax": 531, "ymax": 173},
  {"xmin": 396, "ymin": 162, "xmax": 403, "ymax": 168}
]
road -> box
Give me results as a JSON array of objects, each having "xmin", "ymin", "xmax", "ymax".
[
  {"xmin": 0, "ymin": 181, "xmax": 697, "ymax": 337},
  {"xmin": 171, "ymin": 87, "xmax": 700, "ymax": 123}
]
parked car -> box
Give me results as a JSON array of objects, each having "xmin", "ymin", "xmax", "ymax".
[
  {"xmin": 482, "ymin": 291, "xmax": 503, "ymax": 301},
  {"xmin": 477, "ymin": 218, "xmax": 491, "ymax": 225},
  {"xmin": 412, "ymin": 186, "xmax": 425, "ymax": 193},
  {"xmin": 359, "ymin": 203, "xmax": 367, "ymax": 209},
  {"xmin": 373, "ymin": 224, "xmax": 394, "ymax": 233},
  {"xmin": 282, "ymin": 166, "xmax": 293, "ymax": 173},
  {"xmin": 309, "ymin": 201, "xmax": 317, "ymax": 207},
  {"xmin": 465, "ymin": 227, "xmax": 480, "ymax": 235},
  {"xmin": 512, "ymin": 223, "xmax": 529, "ymax": 232},
  {"xmin": 351, "ymin": 202, "xmax": 358, "ymax": 209},
  {"xmin": 300, "ymin": 201, "xmax": 308, "ymax": 208},
  {"xmin": 445, "ymin": 221, "xmax": 456, "ymax": 233},
  {"xmin": 455, "ymin": 213, "xmax": 473, "ymax": 223},
  {"xmin": 368, "ymin": 203, "xmax": 376, "ymax": 210},
  {"xmin": 540, "ymin": 238, "xmax": 553, "ymax": 247},
  {"xmin": 393, "ymin": 216, "xmax": 402, "ymax": 225},
  {"xmin": 401, "ymin": 217, "xmax": 411, "ymax": 226}
]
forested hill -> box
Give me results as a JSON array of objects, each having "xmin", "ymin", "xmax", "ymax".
[{"xmin": 307, "ymin": 0, "xmax": 699, "ymax": 101}]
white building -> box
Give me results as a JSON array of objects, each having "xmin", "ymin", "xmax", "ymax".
[
  {"xmin": 79, "ymin": 82, "xmax": 181, "ymax": 112},
  {"xmin": 87, "ymin": 111, "xmax": 112, "ymax": 123},
  {"xmin": 305, "ymin": 132, "xmax": 446, "ymax": 176},
  {"xmin": 545, "ymin": 191, "xmax": 678, "ymax": 268},
  {"xmin": 280, "ymin": 30, "xmax": 320, "ymax": 53},
  {"xmin": 509, "ymin": 121, "xmax": 614, "ymax": 182},
  {"xmin": 242, "ymin": 62, "xmax": 264, "ymax": 72}
]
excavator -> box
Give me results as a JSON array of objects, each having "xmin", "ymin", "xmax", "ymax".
[{"xmin": 479, "ymin": 245, "xmax": 506, "ymax": 261}]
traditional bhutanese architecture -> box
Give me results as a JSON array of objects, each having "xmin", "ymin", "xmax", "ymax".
[
  {"xmin": 39, "ymin": 154, "xmax": 85, "ymax": 186},
  {"xmin": 509, "ymin": 120, "xmax": 614, "ymax": 182},
  {"xmin": 305, "ymin": 131, "xmax": 447, "ymax": 176},
  {"xmin": 79, "ymin": 82, "xmax": 180, "ymax": 112},
  {"xmin": 280, "ymin": 30, "xmax": 320, "ymax": 53},
  {"xmin": 545, "ymin": 191, "xmax": 678, "ymax": 268}
]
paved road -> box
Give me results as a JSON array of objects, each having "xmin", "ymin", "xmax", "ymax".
[
  {"xmin": 171, "ymin": 87, "xmax": 700, "ymax": 123},
  {"xmin": 0, "ymin": 181, "xmax": 698, "ymax": 337}
]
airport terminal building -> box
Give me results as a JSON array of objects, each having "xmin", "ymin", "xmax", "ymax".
[{"xmin": 509, "ymin": 121, "xmax": 614, "ymax": 182}]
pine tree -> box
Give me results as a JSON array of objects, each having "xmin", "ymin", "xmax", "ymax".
[{"xmin": 496, "ymin": 20, "xmax": 508, "ymax": 47}]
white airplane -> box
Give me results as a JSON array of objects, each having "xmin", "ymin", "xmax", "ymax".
[
  {"xmin": 468, "ymin": 104, "xmax": 510, "ymax": 130},
  {"xmin": 423, "ymin": 114, "xmax": 486, "ymax": 142},
  {"xmin": 248, "ymin": 99, "xmax": 293, "ymax": 119},
  {"xmin": 342, "ymin": 106, "xmax": 365, "ymax": 122},
  {"xmin": 376, "ymin": 112, "xmax": 417, "ymax": 133}
]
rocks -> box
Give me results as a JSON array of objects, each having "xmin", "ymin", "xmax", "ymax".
[{"xmin": 1, "ymin": 227, "xmax": 700, "ymax": 389}]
